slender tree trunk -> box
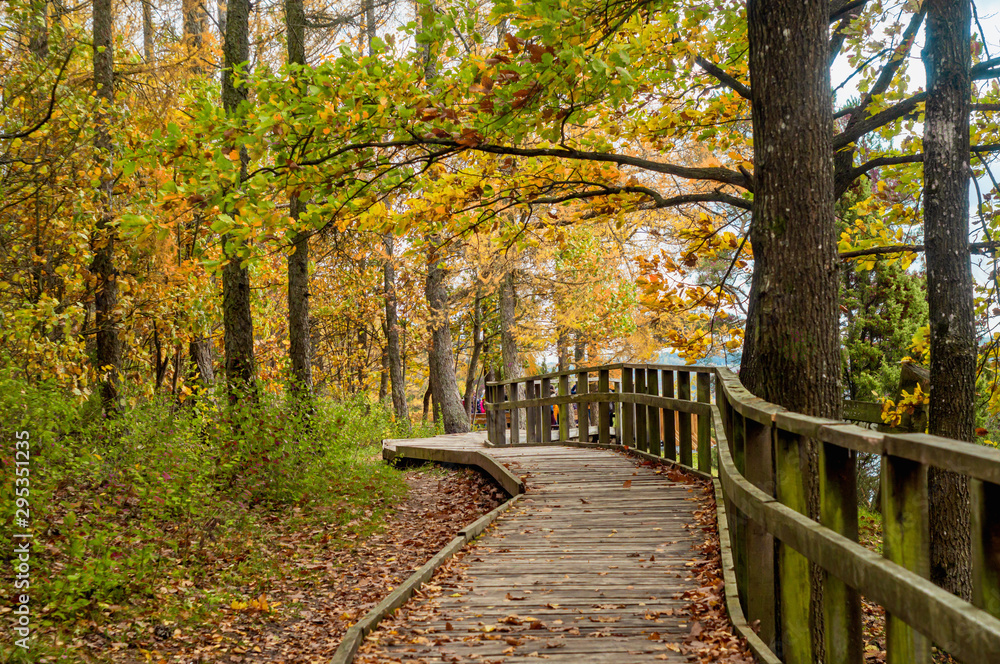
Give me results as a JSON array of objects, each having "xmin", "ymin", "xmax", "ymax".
[
  {"xmin": 924, "ymin": 0, "xmax": 974, "ymax": 601},
  {"xmin": 29, "ymin": 0, "xmax": 48, "ymax": 58},
  {"xmin": 500, "ymin": 269, "xmax": 519, "ymax": 381},
  {"xmin": 286, "ymin": 0, "xmax": 313, "ymax": 400},
  {"xmin": 463, "ymin": 288, "xmax": 483, "ymax": 420},
  {"xmin": 384, "ymin": 235, "xmax": 409, "ymax": 429},
  {"xmin": 142, "ymin": 0, "xmax": 154, "ymax": 63},
  {"xmin": 741, "ymin": 0, "xmax": 840, "ymax": 658},
  {"xmin": 378, "ymin": 344, "xmax": 389, "ymax": 401},
  {"xmin": 92, "ymin": 0, "xmax": 121, "ymax": 416},
  {"xmin": 221, "ymin": 0, "xmax": 256, "ymax": 400},
  {"xmin": 557, "ymin": 326, "xmax": 569, "ymax": 372},
  {"xmin": 573, "ymin": 331, "xmax": 585, "ymax": 368},
  {"xmin": 425, "ymin": 244, "xmax": 470, "ymax": 433}
]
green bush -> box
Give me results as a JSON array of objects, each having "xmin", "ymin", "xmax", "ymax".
[{"xmin": 0, "ymin": 374, "xmax": 418, "ymax": 638}]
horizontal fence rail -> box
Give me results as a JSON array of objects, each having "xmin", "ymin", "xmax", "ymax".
[{"xmin": 484, "ymin": 363, "xmax": 1000, "ymax": 664}]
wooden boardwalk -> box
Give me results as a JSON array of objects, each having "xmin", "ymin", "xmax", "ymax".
[{"xmin": 364, "ymin": 436, "xmax": 709, "ymax": 662}]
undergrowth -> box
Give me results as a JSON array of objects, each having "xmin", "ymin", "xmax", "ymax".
[{"xmin": 0, "ymin": 374, "xmax": 435, "ymax": 661}]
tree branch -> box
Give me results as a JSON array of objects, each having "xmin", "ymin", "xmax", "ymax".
[
  {"xmin": 695, "ymin": 57, "xmax": 751, "ymax": 100},
  {"xmin": 0, "ymin": 48, "xmax": 74, "ymax": 141},
  {"xmin": 839, "ymin": 240, "xmax": 1000, "ymax": 259}
]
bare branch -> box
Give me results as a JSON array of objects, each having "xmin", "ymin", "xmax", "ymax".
[{"xmin": 695, "ymin": 57, "xmax": 751, "ymax": 100}]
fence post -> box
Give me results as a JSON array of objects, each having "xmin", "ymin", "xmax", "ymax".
[
  {"xmin": 541, "ymin": 377, "xmax": 553, "ymax": 442},
  {"xmin": 509, "ymin": 383, "xmax": 520, "ymax": 445},
  {"xmin": 775, "ymin": 428, "xmax": 811, "ymax": 664},
  {"xmin": 599, "ymin": 369, "xmax": 611, "ymax": 445},
  {"xmin": 526, "ymin": 380, "xmax": 537, "ymax": 443},
  {"xmin": 647, "ymin": 367, "xmax": 661, "ymax": 456},
  {"xmin": 663, "ymin": 370, "xmax": 676, "ymax": 460},
  {"xmin": 577, "ymin": 369, "xmax": 589, "ymax": 443},
  {"xmin": 821, "ymin": 442, "xmax": 863, "ymax": 664},
  {"xmin": 882, "ymin": 452, "xmax": 930, "ymax": 664},
  {"xmin": 635, "ymin": 368, "xmax": 648, "ymax": 452},
  {"xmin": 622, "ymin": 368, "xmax": 635, "ymax": 447},
  {"xmin": 678, "ymin": 371, "xmax": 692, "ymax": 466},
  {"xmin": 558, "ymin": 372, "xmax": 570, "ymax": 442},
  {"xmin": 697, "ymin": 372, "xmax": 712, "ymax": 473},
  {"xmin": 973, "ymin": 479, "xmax": 1000, "ymax": 620},
  {"xmin": 744, "ymin": 417, "xmax": 777, "ymax": 651}
]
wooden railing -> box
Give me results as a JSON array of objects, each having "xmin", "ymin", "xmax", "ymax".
[{"xmin": 484, "ymin": 363, "xmax": 1000, "ymax": 663}]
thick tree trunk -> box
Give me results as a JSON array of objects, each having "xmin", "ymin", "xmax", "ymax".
[
  {"xmin": 286, "ymin": 0, "xmax": 313, "ymax": 400},
  {"xmin": 742, "ymin": 0, "xmax": 840, "ymax": 658},
  {"xmin": 92, "ymin": 0, "xmax": 121, "ymax": 416},
  {"xmin": 923, "ymin": 0, "xmax": 974, "ymax": 601},
  {"xmin": 463, "ymin": 289, "xmax": 483, "ymax": 420},
  {"xmin": 378, "ymin": 345, "xmax": 389, "ymax": 401},
  {"xmin": 425, "ymin": 245, "xmax": 470, "ymax": 433},
  {"xmin": 573, "ymin": 331, "xmax": 585, "ymax": 368},
  {"xmin": 221, "ymin": 0, "xmax": 256, "ymax": 400},
  {"xmin": 384, "ymin": 234, "xmax": 409, "ymax": 429},
  {"xmin": 188, "ymin": 336, "xmax": 214, "ymax": 386}
]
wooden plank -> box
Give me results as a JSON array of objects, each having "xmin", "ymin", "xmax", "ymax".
[
  {"xmin": 678, "ymin": 371, "xmax": 692, "ymax": 466},
  {"xmin": 883, "ymin": 454, "xmax": 930, "ymax": 664}
]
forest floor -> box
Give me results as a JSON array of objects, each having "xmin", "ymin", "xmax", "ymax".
[{"xmin": 41, "ymin": 461, "xmax": 505, "ymax": 663}]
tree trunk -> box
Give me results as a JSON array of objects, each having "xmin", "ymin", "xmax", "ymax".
[
  {"xmin": 188, "ymin": 336, "xmax": 214, "ymax": 386},
  {"xmin": 92, "ymin": 0, "xmax": 121, "ymax": 416},
  {"xmin": 464, "ymin": 288, "xmax": 483, "ymax": 420},
  {"xmin": 923, "ymin": 0, "xmax": 974, "ymax": 601},
  {"xmin": 741, "ymin": 0, "xmax": 840, "ymax": 657},
  {"xmin": 221, "ymin": 0, "xmax": 256, "ymax": 400},
  {"xmin": 142, "ymin": 0, "xmax": 154, "ymax": 62},
  {"xmin": 573, "ymin": 331, "xmax": 585, "ymax": 368},
  {"xmin": 29, "ymin": 0, "xmax": 48, "ymax": 58},
  {"xmin": 217, "ymin": 0, "xmax": 227, "ymax": 41},
  {"xmin": 384, "ymin": 234, "xmax": 409, "ymax": 429},
  {"xmin": 378, "ymin": 344, "xmax": 389, "ymax": 401},
  {"xmin": 286, "ymin": 0, "xmax": 313, "ymax": 401},
  {"xmin": 500, "ymin": 269, "xmax": 519, "ymax": 381},
  {"xmin": 557, "ymin": 326, "xmax": 569, "ymax": 372},
  {"xmin": 425, "ymin": 245, "xmax": 470, "ymax": 433}
]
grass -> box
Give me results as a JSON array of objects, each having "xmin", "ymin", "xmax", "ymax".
[{"xmin": 0, "ymin": 373, "xmax": 436, "ymax": 661}]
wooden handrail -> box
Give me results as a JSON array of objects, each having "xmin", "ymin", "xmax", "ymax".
[{"xmin": 484, "ymin": 363, "xmax": 1000, "ymax": 663}]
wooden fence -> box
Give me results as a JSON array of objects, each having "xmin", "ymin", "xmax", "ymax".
[{"xmin": 484, "ymin": 363, "xmax": 1000, "ymax": 663}]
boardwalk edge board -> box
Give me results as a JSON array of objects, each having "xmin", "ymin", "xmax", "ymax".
[
  {"xmin": 712, "ymin": 477, "xmax": 783, "ymax": 664},
  {"xmin": 383, "ymin": 441, "xmax": 526, "ymax": 496},
  {"xmin": 329, "ymin": 492, "xmax": 523, "ymax": 664}
]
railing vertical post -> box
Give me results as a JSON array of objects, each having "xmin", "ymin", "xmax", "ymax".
[
  {"xmin": 647, "ymin": 367, "xmax": 661, "ymax": 456},
  {"xmin": 537, "ymin": 378, "xmax": 547, "ymax": 443},
  {"xmin": 541, "ymin": 377, "xmax": 553, "ymax": 443},
  {"xmin": 598, "ymin": 369, "xmax": 611, "ymax": 445},
  {"xmin": 488, "ymin": 384, "xmax": 498, "ymax": 445},
  {"xmin": 622, "ymin": 368, "xmax": 635, "ymax": 447},
  {"xmin": 775, "ymin": 428, "xmax": 811, "ymax": 664},
  {"xmin": 576, "ymin": 369, "xmax": 589, "ymax": 443},
  {"xmin": 509, "ymin": 383, "xmax": 519, "ymax": 445},
  {"xmin": 697, "ymin": 372, "xmax": 712, "ymax": 473},
  {"xmin": 663, "ymin": 370, "xmax": 676, "ymax": 460},
  {"xmin": 731, "ymin": 412, "xmax": 749, "ymax": 617},
  {"xmin": 614, "ymin": 371, "xmax": 623, "ymax": 445},
  {"xmin": 883, "ymin": 453, "xmax": 930, "ymax": 664},
  {"xmin": 635, "ymin": 367, "xmax": 648, "ymax": 452},
  {"xmin": 678, "ymin": 371, "xmax": 692, "ymax": 466},
  {"xmin": 821, "ymin": 442, "xmax": 862, "ymax": 664},
  {"xmin": 525, "ymin": 380, "xmax": 536, "ymax": 443},
  {"xmin": 745, "ymin": 417, "xmax": 777, "ymax": 651},
  {"xmin": 973, "ymin": 479, "xmax": 1000, "ymax": 620},
  {"xmin": 558, "ymin": 372, "xmax": 570, "ymax": 442}
]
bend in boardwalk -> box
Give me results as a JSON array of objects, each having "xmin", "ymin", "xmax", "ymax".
[{"xmin": 363, "ymin": 436, "xmax": 747, "ymax": 663}]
